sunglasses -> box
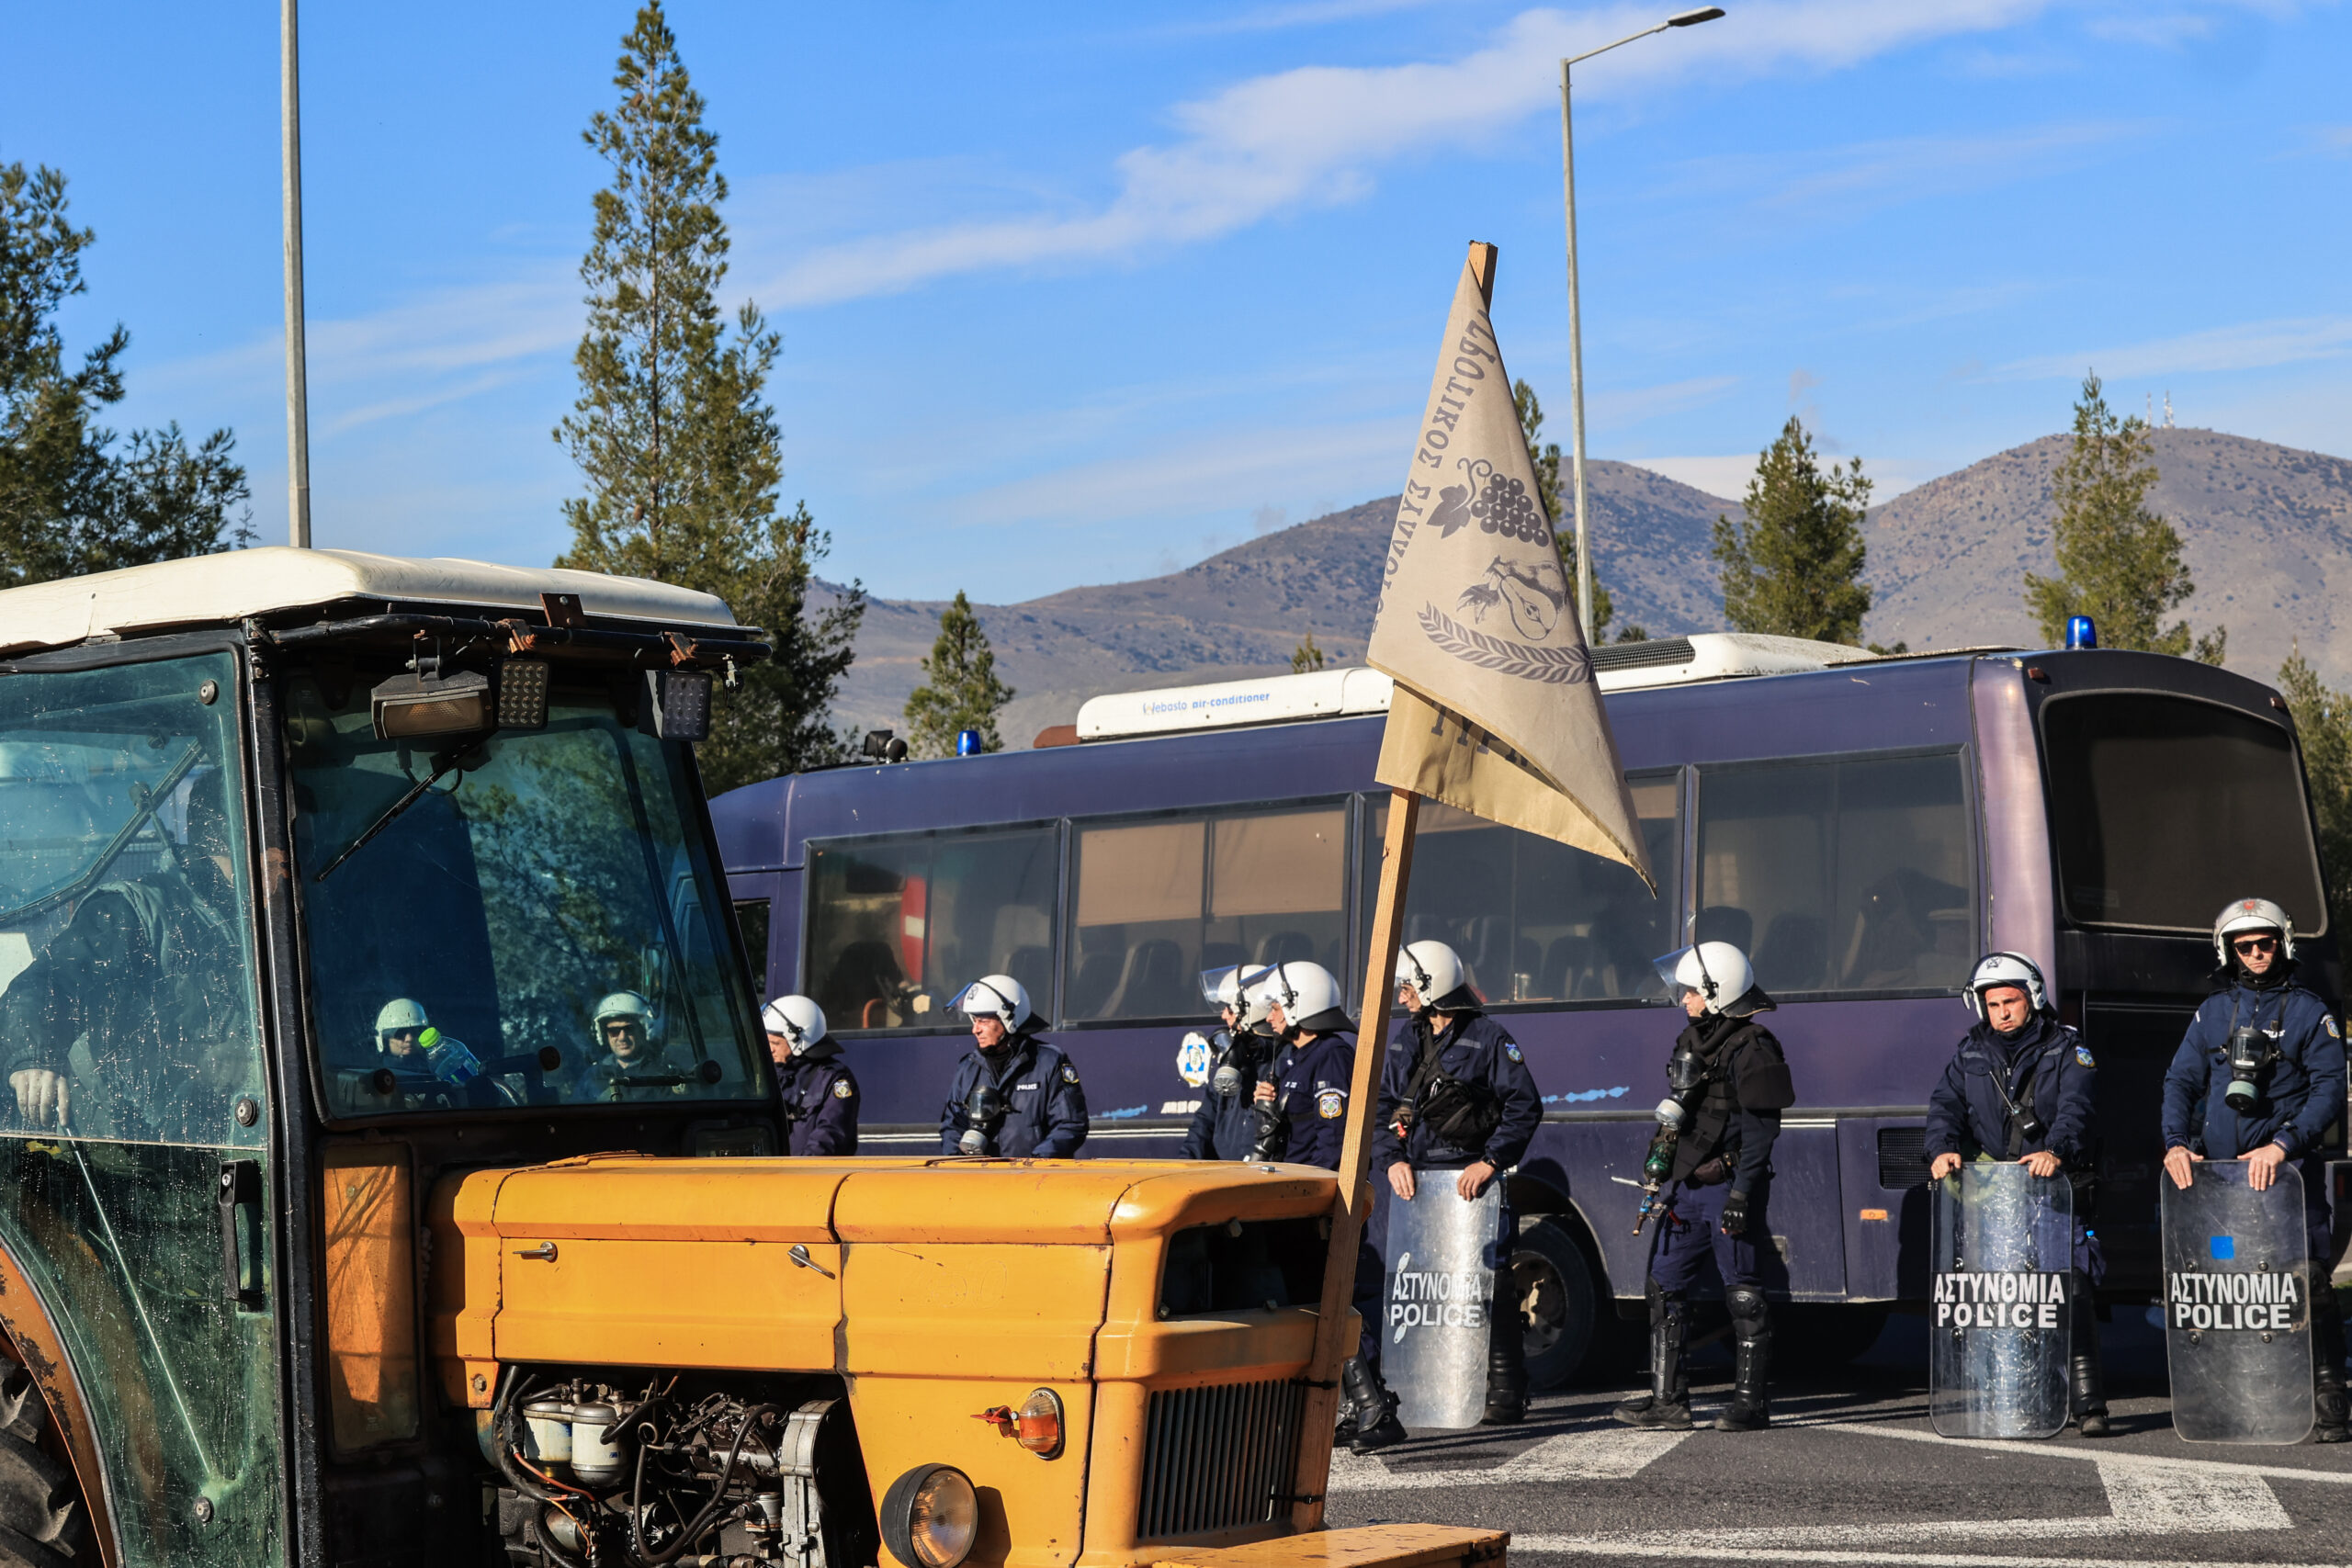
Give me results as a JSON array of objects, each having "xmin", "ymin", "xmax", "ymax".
[{"xmin": 2232, "ymin": 936, "xmax": 2278, "ymax": 954}]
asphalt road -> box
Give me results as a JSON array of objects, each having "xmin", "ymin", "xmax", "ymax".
[{"xmin": 1326, "ymin": 1311, "xmax": 2352, "ymax": 1568}]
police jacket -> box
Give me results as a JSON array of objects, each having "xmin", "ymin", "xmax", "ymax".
[
  {"xmin": 779, "ymin": 1044, "xmax": 859, "ymax": 1156},
  {"xmin": 2162, "ymin": 966, "xmax": 2346, "ymax": 1161},
  {"xmin": 1182, "ymin": 1028, "xmax": 1269, "ymax": 1161},
  {"xmin": 1263, "ymin": 1031, "xmax": 1356, "ymax": 1170},
  {"xmin": 938, "ymin": 1035, "xmax": 1090, "ymax": 1158},
  {"xmin": 1924, "ymin": 1014, "xmax": 2096, "ymax": 1166},
  {"xmin": 571, "ymin": 1047, "xmax": 694, "ymax": 1103},
  {"xmin": 1667, "ymin": 1012, "xmax": 1793, "ymax": 1198},
  {"xmin": 1373, "ymin": 1010, "xmax": 1542, "ymax": 1174}
]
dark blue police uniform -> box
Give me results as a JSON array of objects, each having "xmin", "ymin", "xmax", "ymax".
[
  {"xmin": 1646, "ymin": 1015, "xmax": 1791, "ymax": 1297},
  {"xmin": 2161, "ymin": 972, "xmax": 2346, "ymax": 1264},
  {"xmin": 939, "ymin": 1035, "xmax": 1090, "ymax": 1158},
  {"xmin": 1924, "ymin": 1013, "xmax": 2102, "ymax": 1276},
  {"xmin": 1261, "ymin": 1029, "xmax": 1383, "ymax": 1365},
  {"xmin": 1182, "ymin": 1027, "xmax": 1271, "ymax": 1161},
  {"xmin": 779, "ymin": 1047, "xmax": 859, "ymax": 1156}
]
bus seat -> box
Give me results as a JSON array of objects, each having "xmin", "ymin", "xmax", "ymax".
[
  {"xmin": 1256, "ymin": 931, "xmax": 1315, "ymax": 966},
  {"xmin": 1005, "ymin": 945, "xmax": 1052, "ymax": 1010},
  {"xmin": 1694, "ymin": 906, "xmax": 1754, "ymax": 952},
  {"xmin": 1067, "ymin": 934, "xmax": 1125, "ymax": 1020},
  {"xmin": 1199, "ymin": 941, "xmax": 1246, "ymax": 976},
  {"xmin": 1756, "ymin": 914, "xmax": 1826, "ymax": 992},
  {"xmin": 1540, "ymin": 935, "xmax": 1589, "ymax": 1000},
  {"xmin": 1105, "ymin": 938, "xmax": 1191, "ymax": 1019},
  {"xmin": 822, "ymin": 940, "xmax": 906, "ymax": 1025}
]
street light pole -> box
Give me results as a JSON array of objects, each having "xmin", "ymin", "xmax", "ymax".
[
  {"xmin": 1559, "ymin": 6, "xmax": 1722, "ymax": 644},
  {"xmin": 282, "ymin": 0, "xmax": 312, "ymax": 548}
]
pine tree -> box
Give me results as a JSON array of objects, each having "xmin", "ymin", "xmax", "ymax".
[
  {"xmin": 1291, "ymin": 633, "xmax": 1325, "ymax": 673},
  {"xmin": 2278, "ymin": 647, "xmax": 2352, "ymax": 941},
  {"xmin": 2023, "ymin": 371, "xmax": 2223, "ymax": 662},
  {"xmin": 0, "ymin": 163, "xmax": 248, "ymax": 586},
  {"xmin": 1513, "ymin": 379, "xmax": 1616, "ymax": 638},
  {"xmin": 555, "ymin": 3, "xmax": 863, "ymax": 791},
  {"xmin": 904, "ymin": 592, "xmax": 1015, "ymax": 757},
  {"xmin": 1711, "ymin": 417, "xmax": 1872, "ymax": 645}
]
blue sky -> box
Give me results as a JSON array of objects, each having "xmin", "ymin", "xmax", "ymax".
[{"xmin": 5, "ymin": 1, "xmax": 2347, "ymax": 604}]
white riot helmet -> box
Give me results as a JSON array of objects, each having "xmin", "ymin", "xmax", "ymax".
[
  {"xmin": 1200, "ymin": 964, "xmax": 1269, "ymax": 1014},
  {"xmin": 594, "ymin": 990, "xmax": 654, "ymax": 1032},
  {"xmin": 1233, "ymin": 967, "xmax": 1277, "ymax": 1032},
  {"xmin": 1963, "ymin": 952, "xmax": 2049, "ymax": 1021},
  {"xmin": 761, "ymin": 995, "xmax": 829, "ymax": 1055},
  {"xmin": 1395, "ymin": 940, "xmax": 1475, "ymax": 1010},
  {"xmin": 1260, "ymin": 960, "xmax": 1351, "ymax": 1037},
  {"xmin": 2213, "ymin": 897, "xmax": 2296, "ymax": 966},
  {"xmin": 1655, "ymin": 942, "xmax": 1770, "ymax": 1018},
  {"xmin": 375, "ymin": 997, "xmax": 428, "ymax": 1052},
  {"xmin": 950, "ymin": 974, "xmax": 1038, "ymax": 1034}
]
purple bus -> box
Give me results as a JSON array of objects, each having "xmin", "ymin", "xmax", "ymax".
[{"xmin": 713, "ymin": 635, "xmax": 2339, "ymax": 1382}]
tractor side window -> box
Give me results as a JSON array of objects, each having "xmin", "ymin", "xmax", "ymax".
[{"xmin": 0, "ymin": 653, "xmax": 265, "ymax": 1146}]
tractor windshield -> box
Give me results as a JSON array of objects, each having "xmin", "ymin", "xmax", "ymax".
[{"xmin": 285, "ymin": 671, "xmax": 767, "ymax": 1116}]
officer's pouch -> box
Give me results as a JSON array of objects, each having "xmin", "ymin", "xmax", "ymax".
[
  {"xmin": 1416, "ymin": 1076, "xmax": 1501, "ymax": 1148},
  {"xmin": 1686, "ymin": 1156, "xmax": 1731, "ymax": 1187}
]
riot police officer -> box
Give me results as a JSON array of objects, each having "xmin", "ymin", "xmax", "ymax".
[
  {"xmin": 1374, "ymin": 940, "xmax": 1543, "ymax": 1426},
  {"xmin": 765, "ymin": 995, "xmax": 859, "ymax": 1156},
  {"xmin": 1925, "ymin": 953, "xmax": 2108, "ymax": 1436},
  {"xmin": 939, "ymin": 975, "xmax": 1089, "ymax": 1158},
  {"xmin": 2161, "ymin": 897, "xmax": 2347, "ymax": 1443},
  {"xmin": 571, "ymin": 990, "xmax": 684, "ymax": 1101},
  {"xmin": 1614, "ymin": 942, "xmax": 1794, "ymax": 1434},
  {"xmin": 1247, "ymin": 961, "xmax": 1403, "ymax": 1452},
  {"xmin": 1182, "ymin": 966, "xmax": 1275, "ymax": 1161}
]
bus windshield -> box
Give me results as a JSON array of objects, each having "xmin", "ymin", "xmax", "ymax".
[
  {"xmin": 2043, "ymin": 692, "xmax": 2326, "ymax": 935},
  {"xmin": 286, "ymin": 673, "xmax": 766, "ymax": 1115}
]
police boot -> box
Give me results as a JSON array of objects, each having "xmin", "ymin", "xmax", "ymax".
[
  {"xmin": 2312, "ymin": 1279, "xmax": 2348, "ymax": 1444},
  {"xmin": 1341, "ymin": 1357, "xmax": 1407, "ymax": 1453},
  {"xmin": 2069, "ymin": 1276, "xmax": 2111, "ymax": 1438},
  {"xmin": 1481, "ymin": 1310, "xmax": 1528, "ymax": 1426},
  {"xmin": 1714, "ymin": 1285, "xmax": 1772, "ymax": 1432},
  {"xmin": 1612, "ymin": 1283, "xmax": 1691, "ymax": 1430}
]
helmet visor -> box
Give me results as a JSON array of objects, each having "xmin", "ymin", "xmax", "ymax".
[
  {"xmin": 1199, "ymin": 964, "xmax": 1270, "ymax": 1007},
  {"xmin": 947, "ymin": 981, "xmax": 1008, "ymax": 1021},
  {"xmin": 1650, "ymin": 946, "xmax": 1707, "ymax": 1006}
]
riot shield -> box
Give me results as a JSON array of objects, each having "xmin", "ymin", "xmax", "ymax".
[
  {"xmin": 1928, "ymin": 1163, "xmax": 2074, "ymax": 1438},
  {"xmin": 1381, "ymin": 1173, "xmax": 1504, "ymax": 1430},
  {"xmin": 2161, "ymin": 1159, "xmax": 2314, "ymax": 1445}
]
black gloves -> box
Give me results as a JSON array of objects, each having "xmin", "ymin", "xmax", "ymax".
[{"xmin": 1720, "ymin": 1190, "xmax": 1749, "ymax": 1236}]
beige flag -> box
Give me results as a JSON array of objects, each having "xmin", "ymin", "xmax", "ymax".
[{"xmin": 1365, "ymin": 245, "xmax": 1655, "ymax": 888}]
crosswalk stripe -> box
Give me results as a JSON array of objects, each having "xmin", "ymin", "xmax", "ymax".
[{"xmin": 1327, "ymin": 1427, "xmax": 1693, "ymax": 1491}]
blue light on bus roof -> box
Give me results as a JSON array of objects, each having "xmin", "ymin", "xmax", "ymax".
[{"xmin": 2064, "ymin": 615, "xmax": 2098, "ymax": 650}]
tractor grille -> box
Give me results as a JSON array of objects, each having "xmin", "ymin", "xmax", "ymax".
[{"xmin": 1136, "ymin": 1379, "xmax": 1305, "ymax": 1540}]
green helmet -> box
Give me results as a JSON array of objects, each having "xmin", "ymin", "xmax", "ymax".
[{"xmin": 375, "ymin": 997, "xmax": 428, "ymax": 1051}]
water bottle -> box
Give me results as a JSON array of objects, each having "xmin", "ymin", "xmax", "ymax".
[{"xmin": 419, "ymin": 1026, "xmax": 481, "ymax": 1086}]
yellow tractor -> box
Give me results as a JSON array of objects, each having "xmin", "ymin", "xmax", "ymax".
[{"xmin": 0, "ymin": 551, "xmax": 1500, "ymax": 1568}]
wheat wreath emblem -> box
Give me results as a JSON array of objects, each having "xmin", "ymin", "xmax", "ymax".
[{"xmin": 1417, "ymin": 604, "xmax": 1592, "ymax": 685}]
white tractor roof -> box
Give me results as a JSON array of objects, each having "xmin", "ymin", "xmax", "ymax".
[{"xmin": 0, "ymin": 547, "xmax": 737, "ymax": 655}]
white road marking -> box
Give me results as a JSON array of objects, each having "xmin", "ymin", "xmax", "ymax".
[
  {"xmin": 1830, "ymin": 1419, "xmax": 2352, "ymax": 1485},
  {"xmin": 1328, "ymin": 1427, "xmax": 1692, "ymax": 1491}
]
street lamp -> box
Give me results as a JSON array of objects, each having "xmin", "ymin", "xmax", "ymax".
[{"xmin": 1558, "ymin": 6, "xmax": 1722, "ymax": 644}]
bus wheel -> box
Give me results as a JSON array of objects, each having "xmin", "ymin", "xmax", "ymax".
[
  {"xmin": 1510, "ymin": 1218, "xmax": 1600, "ymax": 1390},
  {"xmin": 0, "ymin": 1363, "xmax": 86, "ymax": 1568}
]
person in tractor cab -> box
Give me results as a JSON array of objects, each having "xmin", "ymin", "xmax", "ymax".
[{"xmin": 571, "ymin": 990, "xmax": 684, "ymax": 1102}]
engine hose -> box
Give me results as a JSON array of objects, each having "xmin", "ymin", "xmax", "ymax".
[
  {"xmin": 493, "ymin": 1375, "xmax": 562, "ymax": 1506},
  {"xmin": 629, "ymin": 1403, "xmax": 781, "ymax": 1567}
]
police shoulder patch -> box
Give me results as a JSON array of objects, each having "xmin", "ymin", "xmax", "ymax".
[
  {"xmin": 2075, "ymin": 1045, "xmax": 2096, "ymax": 1068},
  {"xmin": 1061, "ymin": 1064, "xmax": 1080, "ymax": 1084},
  {"xmin": 2328, "ymin": 1016, "xmax": 2343, "ymax": 1040},
  {"xmin": 832, "ymin": 1078, "xmax": 854, "ymax": 1099},
  {"xmin": 1316, "ymin": 1088, "xmax": 1346, "ymax": 1120},
  {"xmin": 1503, "ymin": 1042, "xmax": 1523, "ymax": 1064}
]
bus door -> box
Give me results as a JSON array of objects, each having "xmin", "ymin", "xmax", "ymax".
[
  {"xmin": 2079, "ymin": 999, "xmax": 2198, "ymax": 1292},
  {"xmin": 0, "ymin": 651, "xmax": 285, "ymax": 1565}
]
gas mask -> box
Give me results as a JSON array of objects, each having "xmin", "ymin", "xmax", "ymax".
[
  {"xmin": 1655, "ymin": 1040, "xmax": 1711, "ymax": 1131},
  {"xmin": 958, "ymin": 1079, "xmax": 1009, "ymax": 1156},
  {"xmin": 1211, "ymin": 1029, "xmax": 1268, "ymax": 1099},
  {"xmin": 2224, "ymin": 1020, "xmax": 2285, "ymax": 1113}
]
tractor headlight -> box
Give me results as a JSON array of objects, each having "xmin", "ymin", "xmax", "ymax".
[{"xmin": 881, "ymin": 1463, "xmax": 978, "ymax": 1568}]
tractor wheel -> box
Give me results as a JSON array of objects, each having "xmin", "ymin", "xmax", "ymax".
[{"xmin": 0, "ymin": 1363, "xmax": 86, "ymax": 1568}]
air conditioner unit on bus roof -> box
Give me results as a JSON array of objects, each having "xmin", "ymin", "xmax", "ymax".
[{"xmin": 1070, "ymin": 633, "xmax": 1884, "ymax": 742}]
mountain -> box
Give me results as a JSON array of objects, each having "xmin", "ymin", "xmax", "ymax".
[{"xmin": 822, "ymin": 429, "xmax": 2352, "ymax": 750}]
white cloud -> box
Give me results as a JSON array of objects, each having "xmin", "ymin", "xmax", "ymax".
[
  {"xmin": 754, "ymin": 0, "xmax": 2060, "ymax": 308},
  {"xmin": 1984, "ymin": 316, "xmax": 2352, "ymax": 381}
]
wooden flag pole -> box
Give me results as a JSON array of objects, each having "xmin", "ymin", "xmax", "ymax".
[{"xmin": 1290, "ymin": 241, "xmax": 1494, "ymax": 1531}]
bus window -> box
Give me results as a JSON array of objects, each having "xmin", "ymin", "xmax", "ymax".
[
  {"xmin": 733, "ymin": 898, "xmax": 772, "ymax": 1001},
  {"xmin": 1066, "ymin": 805, "xmax": 1347, "ymax": 1022},
  {"xmin": 1371, "ymin": 773, "xmax": 1680, "ymax": 1004},
  {"xmin": 1697, "ymin": 751, "xmax": 1973, "ymax": 998},
  {"xmin": 2043, "ymin": 694, "xmax": 2324, "ymax": 935},
  {"xmin": 805, "ymin": 827, "xmax": 1058, "ymax": 1032}
]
